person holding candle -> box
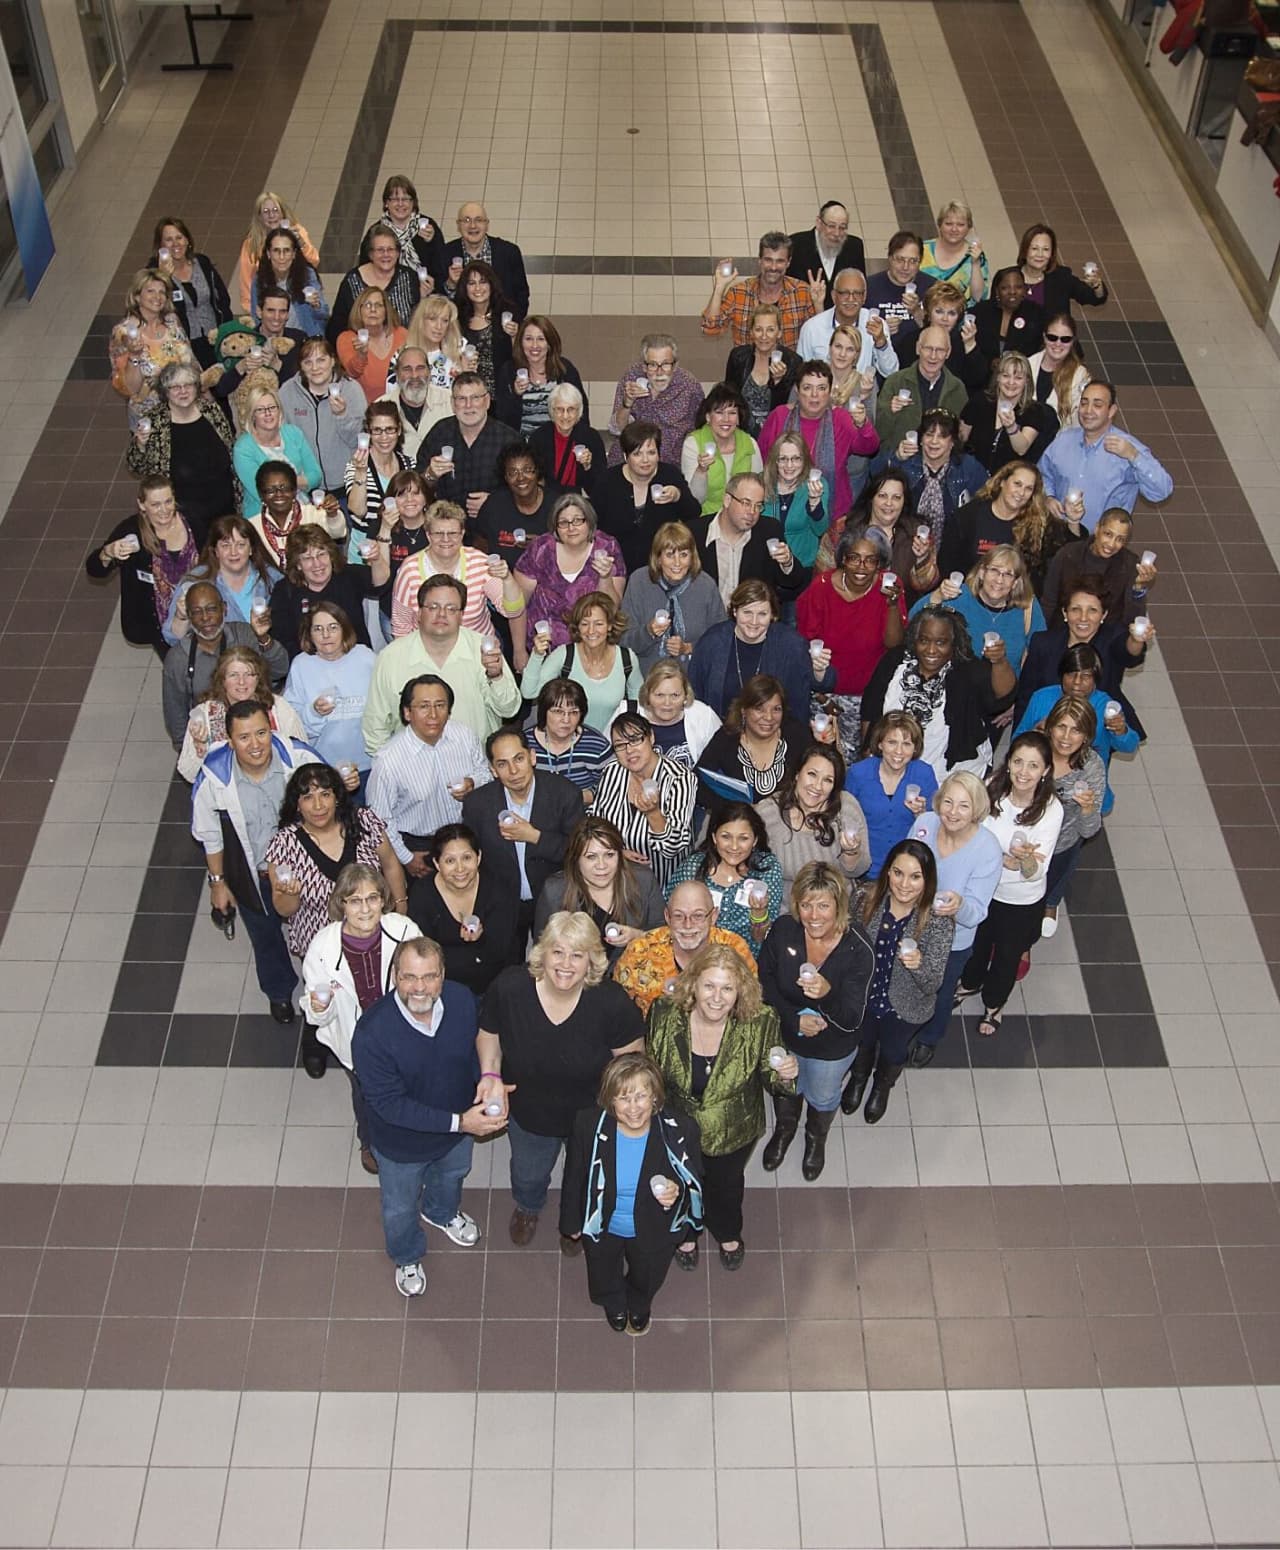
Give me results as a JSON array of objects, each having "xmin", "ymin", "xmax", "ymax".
[
  {"xmin": 960, "ymin": 352, "xmax": 1059, "ymax": 472},
  {"xmin": 365, "ymin": 175, "xmax": 447, "ymax": 283},
  {"xmin": 268, "ymin": 527, "xmax": 383, "ymax": 658},
  {"xmin": 1017, "ymin": 224, "xmax": 1108, "ymax": 318},
  {"xmin": 688, "ymin": 578, "xmax": 834, "ymax": 723},
  {"xmin": 493, "ymin": 314, "xmax": 587, "ymax": 435},
  {"xmin": 234, "ymin": 191, "xmax": 320, "ymax": 312},
  {"xmin": 842, "ymin": 839, "xmax": 954, "ymax": 1121},
  {"xmin": 695, "ymin": 673, "xmax": 828, "ymax": 818},
  {"xmin": 759, "ymin": 860, "xmax": 875, "ymax": 1178},
  {"xmin": 163, "ymin": 515, "xmax": 282, "ymax": 645},
  {"xmin": 722, "ymin": 303, "xmax": 803, "ymax": 434},
  {"xmin": 619, "ymin": 521, "xmax": 726, "ymax": 676},
  {"xmin": 1038, "ymin": 696, "xmax": 1106, "ymax": 937},
  {"xmin": 279, "ymin": 338, "xmax": 369, "ymax": 498},
  {"xmin": 345, "ymin": 401, "xmax": 413, "ymax": 542},
  {"xmin": 871, "ymin": 409, "xmax": 985, "ymax": 547},
  {"xmin": 178, "ymin": 644, "xmax": 304, "ymax": 783},
  {"xmin": 798, "ymin": 527, "xmax": 907, "ymax": 759},
  {"xmin": 558, "ymin": 1052, "xmax": 704, "ymax": 1333},
  {"xmin": 666, "ymin": 802, "xmax": 783, "ymax": 958},
  {"xmin": 408, "ymin": 823, "xmax": 520, "ymax": 993},
  {"xmin": 955, "ymin": 732, "xmax": 1063, "ymax": 1037},
  {"xmin": 1026, "ymin": 313, "xmax": 1092, "ymax": 427},
  {"xmin": 150, "ymin": 215, "xmax": 234, "ymax": 368},
  {"xmin": 1041, "ymin": 506, "xmax": 1158, "ymax": 630},
  {"xmin": 761, "ymin": 432, "xmax": 830, "ymax": 570},
  {"xmin": 1037, "ymin": 380, "xmax": 1174, "ymax": 533},
  {"xmin": 471, "ymin": 442, "xmax": 558, "ymax": 569},
  {"xmin": 250, "ymin": 225, "xmax": 328, "ymax": 336},
  {"xmin": 513, "ymin": 494, "xmax": 627, "ymax": 666},
  {"xmin": 456, "ymin": 258, "xmax": 517, "ymax": 394},
  {"xmin": 478, "ymin": 914, "xmax": 647, "ymax": 1250},
  {"xmin": 534, "ymin": 815, "xmax": 666, "ymax": 959},
  {"xmin": 108, "ymin": 269, "xmax": 193, "ymax": 430},
  {"xmin": 754, "ymin": 743, "xmax": 869, "ymax": 888},
  {"xmin": 328, "ymin": 225, "xmax": 428, "ymax": 351},
  {"xmin": 757, "ymin": 360, "xmax": 879, "ymax": 520},
  {"xmin": 524, "ymin": 679, "xmax": 613, "ymax": 803},
  {"xmin": 589, "ymin": 712, "xmax": 697, "ymax": 889},
  {"xmin": 608, "ymin": 333, "xmax": 705, "ymax": 466},
  {"xmin": 844, "ymin": 711, "xmax": 938, "ymax": 879},
  {"xmin": 681, "ymin": 384, "xmax": 764, "ymax": 518},
  {"xmin": 302, "ymin": 863, "xmax": 422, "ymax": 1173},
  {"xmin": 283, "ymin": 603, "xmax": 377, "ymax": 788},
  {"xmin": 1013, "ymin": 576, "xmax": 1151, "ymax": 727},
  {"xmin": 390, "ymin": 498, "xmax": 526, "ymax": 640},
  {"xmin": 936, "ymin": 458, "xmax": 1074, "ymax": 598},
  {"xmin": 649, "ymin": 945, "xmax": 792, "ymax": 1270},
  {"xmin": 1013, "ymin": 643, "xmax": 1140, "ymax": 817},
  {"xmin": 919, "ymin": 199, "xmax": 988, "ymax": 306},
  {"xmin": 815, "ymin": 470, "xmax": 937, "ymax": 605},
  {"xmin": 232, "ymin": 389, "xmax": 326, "ymax": 521},
  {"xmin": 527, "ymin": 382, "xmax": 607, "ymax": 498},
  {"xmin": 970, "ymin": 266, "xmax": 1044, "ymax": 361},
  {"xmin": 619, "ymin": 660, "xmax": 722, "ymax": 773},
  {"xmin": 88, "ymin": 475, "xmax": 204, "ymax": 656},
  {"xmin": 910, "ymin": 544, "xmax": 1045, "ymax": 673},
  {"xmin": 335, "ymin": 287, "xmax": 407, "ymax": 403},
  {"xmin": 595, "ymin": 421, "xmax": 701, "ymax": 577},
  {"xmin": 125, "ymin": 361, "xmax": 237, "ymax": 533},
  {"xmin": 612, "ymin": 881, "xmax": 757, "ymax": 1016},
  {"xmin": 520, "ymin": 591, "xmax": 644, "ymax": 733}
]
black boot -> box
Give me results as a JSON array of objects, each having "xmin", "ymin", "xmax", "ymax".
[
  {"xmin": 863, "ymin": 1062, "xmax": 904, "ymax": 1124},
  {"xmin": 762, "ymin": 1091, "xmax": 803, "ymax": 1171},
  {"xmin": 801, "ymin": 1105, "xmax": 837, "ymax": 1181},
  {"xmin": 301, "ymin": 1022, "xmax": 327, "ymax": 1079},
  {"xmin": 840, "ymin": 1046, "xmax": 876, "ymax": 1115}
]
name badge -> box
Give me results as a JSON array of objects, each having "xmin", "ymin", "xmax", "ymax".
[
  {"xmin": 172, "ymin": 289, "xmax": 184, "ymax": 304},
  {"xmin": 733, "ymin": 881, "xmax": 755, "ymax": 908},
  {"xmin": 137, "ymin": 569, "xmax": 155, "ymax": 586}
]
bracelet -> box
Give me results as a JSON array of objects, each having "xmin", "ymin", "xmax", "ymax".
[
  {"xmin": 206, "ymin": 872, "xmax": 225, "ymax": 885},
  {"xmin": 480, "ymin": 1071, "xmax": 502, "ymax": 1080}
]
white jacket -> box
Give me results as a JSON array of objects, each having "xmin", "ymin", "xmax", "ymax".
[
  {"xmin": 301, "ymin": 913, "xmax": 421, "ymax": 1068},
  {"xmin": 604, "ymin": 695, "xmax": 721, "ymax": 764}
]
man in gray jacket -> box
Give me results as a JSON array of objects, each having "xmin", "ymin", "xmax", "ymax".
[{"xmin": 160, "ymin": 582, "xmax": 287, "ymax": 749}]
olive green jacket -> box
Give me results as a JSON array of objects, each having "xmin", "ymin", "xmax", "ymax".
[{"xmin": 646, "ymin": 1000, "xmax": 787, "ymax": 1157}]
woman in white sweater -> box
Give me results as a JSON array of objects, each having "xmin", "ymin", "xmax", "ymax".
[{"xmin": 956, "ymin": 732, "xmax": 1062, "ymax": 1037}]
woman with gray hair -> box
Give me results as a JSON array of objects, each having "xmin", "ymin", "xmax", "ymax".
[
  {"xmin": 607, "ymin": 332, "xmax": 704, "ymax": 464},
  {"xmin": 528, "ymin": 381, "xmax": 607, "ymax": 495},
  {"xmin": 301, "ymin": 862, "xmax": 422, "ymax": 1173},
  {"xmin": 477, "ymin": 911, "xmax": 646, "ymax": 1248},
  {"xmin": 126, "ymin": 358, "xmax": 238, "ymax": 529}
]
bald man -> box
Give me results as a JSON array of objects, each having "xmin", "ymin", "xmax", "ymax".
[
  {"xmin": 875, "ymin": 325, "xmax": 969, "ymax": 444},
  {"xmin": 613, "ymin": 881, "xmax": 756, "ymax": 1016},
  {"xmin": 442, "ymin": 202, "xmax": 530, "ymax": 320}
]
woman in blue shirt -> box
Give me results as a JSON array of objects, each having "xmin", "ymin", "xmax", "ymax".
[
  {"xmin": 845, "ymin": 711, "xmax": 938, "ymax": 879},
  {"xmin": 559, "ymin": 1053, "xmax": 703, "ymax": 1336},
  {"xmin": 910, "ymin": 543, "xmax": 1045, "ymax": 671},
  {"xmin": 1012, "ymin": 642, "xmax": 1139, "ymax": 815}
]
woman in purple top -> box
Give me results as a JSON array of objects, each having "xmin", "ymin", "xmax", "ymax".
[{"xmin": 513, "ymin": 492, "xmax": 626, "ymax": 664}]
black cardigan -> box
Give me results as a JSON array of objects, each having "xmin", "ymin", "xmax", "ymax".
[
  {"xmin": 692, "ymin": 513, "xmax": 811, "ymax": 604},
  {"xmin": 1041, "ymin": 537, "xmax": 1142, "ymax": 626},
  {"xmin": 442, "ymin": 234, "xmax": 531, "ymax": 321},
  {"xmin": 148, "ymin": 252, "xmax": 234, "ymax": 365},
  {"xmin": 1038, "ymin": 265, "xmax": 1108, "ymax": 318},
  {"xmin": 759, "ymin": 914, "xmax": 874, "ymax": 1061},
  {"xmin": 971, "ymin": 297, "xmax": 1045, "ymax": 362},
  {"xmin": 492, "ymin": 358, "xmax": 589, "ymax": 433},
  {"xmin": 960, "ymin": 393, "xmax": 1059, "ymax": 471},
  {"xmin": 559, "ymin": 1104, "xmax": 703, "ymax": 1240},
  {"xmin": 361, "ymin": 217, "xmax": 449, "ymax": 290},
  {"xmin": 723, "ymin": 344, "xmax": 802, "ymax": 422},
  {"xmin": 860, "ymin": 648, "xmax": 1010, "ymax": 767},
  {"xmin": 1013, "ymin": 620, "xmax": 1144, "ymax": 728},
  {"xmin": 407, "ymin": 865, "xmax": 521, "ymax": 995},
  {"xmin": 527, "ymin": 422, "xmax": 606, "ymax": 501},
  {"xmin": 595, "ymin": 463, "xmax": 701, "ymax": 575},
  {"xmin": 695, "ymin": 715, "xmax": 811, "ymax": 818},
  {"xmin": 85, "ymin": 515, "xmax": 196, "ymax": 649}
]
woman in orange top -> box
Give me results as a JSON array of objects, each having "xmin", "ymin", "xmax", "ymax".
[{"xmin": 336, "ymin": 288, "xmax": 408, "ymax": 402}]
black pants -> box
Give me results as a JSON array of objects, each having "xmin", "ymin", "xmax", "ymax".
[
  {"xmin": 858, "ymin": 1008, "xmax": 918, "ymax": 1067},
  {"xmin": 961, "ymin": 897, "xmax": 1044, "ymax": 1010},
  {"xmin": 687, "ymin": 1140, "xmax": 754, "ymax": 1245},
  {"xmin": 345, "ymin": 1064, "xmax": 369, "ymax": 1148},
  {"xmin": 583, "ymin": 1229, "xmax": 678, "ymax": 1321}
]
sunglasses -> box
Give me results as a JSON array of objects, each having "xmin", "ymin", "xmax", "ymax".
[{"xmin": 1044, "ymin": 332, "xmax": 1074, "ymax": 343}]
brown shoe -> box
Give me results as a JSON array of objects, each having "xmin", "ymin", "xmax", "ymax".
[
  {"xmin": 559, "ymin": 1233, "xmax": 583, "ymax": 1257},
  {"xmin": 360, "ymin": 1146, "xmax": 378, "ymax": 1175},
  {"xmin": 509, "ymin": 1208, "xmax": 538, "ymax": 1246}
]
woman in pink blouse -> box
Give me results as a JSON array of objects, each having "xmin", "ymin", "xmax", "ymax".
[
  {"xmin": 513, "ymin": 493, "xmax": 625, "ymax": 668},
  {"xmin": 758, "ymin": 360, "xmax": 879, "ymax": 519}
]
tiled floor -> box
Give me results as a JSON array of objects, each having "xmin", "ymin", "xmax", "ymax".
[{"xmin": 1, "ymin": 0, "xmax": 1280, "ymax": 1544}]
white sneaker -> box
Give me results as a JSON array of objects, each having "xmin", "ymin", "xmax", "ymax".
[
  {"xmin": 395, "ymin": 1261, "xmax": 426, "ymax": 1298},
  {"xmin": 423, "ymin": 1210, "xmax": 481, "ymax": 1247},
  {"xmin": 1040, "ymin": 911, "xmax": 1059, "ymax": 939}
]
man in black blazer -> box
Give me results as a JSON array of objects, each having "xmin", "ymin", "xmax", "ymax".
[
  {"xmin": 443, "ymin": 202, "xmax": 531, "ymax": 320},
  {"xmin": 460, "ymin": 728, "xmax": 581, "ymax": 942},
  {"xmin": 691, "ymin": 473, "xmax": 810, "ymax": 608},
  {"xmin": 787, "ymin": 201, "xmax": 867, "ymax": 296}
]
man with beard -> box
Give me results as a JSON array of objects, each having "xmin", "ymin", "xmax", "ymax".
[
  {"xmin": 612, "ymin": 881, "xmax": 755, "ymax": 1015},
  {"xmin": 160, "ymin": 581, "xmax": 287, "ymax": 748},
  {"xmin": 382, "ymin": 346, "xmax": 433, "ymax": 463}
]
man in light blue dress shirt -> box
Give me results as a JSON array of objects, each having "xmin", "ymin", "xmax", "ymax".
[{"xmin": 1038, "ymin": 380, "xmax": 1173, "ymax": 533}]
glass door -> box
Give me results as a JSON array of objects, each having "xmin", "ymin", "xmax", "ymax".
[{"xmin": 75, "ymin": 0, "xmax": 123, "ymax": 118}]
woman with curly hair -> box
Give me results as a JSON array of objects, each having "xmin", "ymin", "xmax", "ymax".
[
  {"xmin": 860, "ymin": 605, "xmax": 1016, "ymax": 780},
  {"xmin": 520, "ymin": 589, "xmax": 643, "ymax": 733},
  {"xmin": 754, "ymin": 742, "xmax": 868, "ymax": 887},
  {"xmin": 108, "ymin": 268, "xmax": 192, "ymax": 429},
  {"xmin": 937, "ymin": 458, "xmax": 1076, "ymax": 596},
  {"xmin": 816, "ymin": 468, "xmax": 938, "ymax": 604}
]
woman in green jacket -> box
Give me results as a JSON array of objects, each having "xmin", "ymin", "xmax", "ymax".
[
  {"xmin": 680, "ymin": 384, "xmax": 763, "ymax": 517},
  {"xmin": 647, "ymin": 942, "xmax": 797, "ymax": 1271}
]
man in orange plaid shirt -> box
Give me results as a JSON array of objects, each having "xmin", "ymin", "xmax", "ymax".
[{"xmin": 700, "ymin": 232, "xmax": 823, "ymax": 350}]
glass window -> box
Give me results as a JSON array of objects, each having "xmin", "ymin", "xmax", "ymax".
[
  {"xmin": 32, "ymin": 127, "xmax": 61, "ymax": 196},
  {"xmin": 0, "ymin": 0, "xmax": 47, "ymax": 129}
]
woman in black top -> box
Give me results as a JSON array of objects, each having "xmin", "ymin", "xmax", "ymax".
[
  {"xmin": 533, "ymin": 816, "xmax": 666, "ymax": 959},
  {"xmin": 527, "ymin": 383, "xmax": 606, "ymax": 499},
  {"xmin": 477, "ymin": 911, "xmax": 646, "ymax": 1249},
  {"xmin": 457, "ymin": 259, "xmax": 516, "ymax": 394},
  {"xmin": 595, "ymin": 421, "xmax": 700, "ymax": 576},
  {"xmin": 150, "ymin": 216, "xmax": 234, "ymax": 369},
  {"xmin": 328, "ymin": 224, "xmax": 427, "ymax": 347},
  {"xmin": 1018, "ymin": 224, "xmax": 1108, "ymax": 318},
  {"xmin": 759, "ymin": 860, "xmax": 874, "ymax": 1180},
  {"xmin": 493, "ymin": 315, "xmax": 589, "ymax": 435},
  {"xmin": 960, "ymin": 353, "xmax": 1059, "ymax": 472},
  {"xmin": 363, "ymin": 174, "xmax": 448, "ymax": 287},
  {"xmin": 126, "ymin": 360, "xmax": 237, "ymax": 531},
  {"xmin": 722, "ymin": 303, "xmax": 801, "ymax": 434},
  {"xmin": 86, "ymin": 475, "xmax": 203, "ymax": 655},
  {"xmin": 937, "ymin": 459, "xmax": 1076, "ymax": 598},
  {"xmin": 407, "ymin": 823, "xmax": 520, "ymax": 994},
  {"xmin": 696, "ymin": 672, "xmax": 815, "ymax": 817},
  {"xmin": 268, "ymin": 527, "xmax": 385, "ymax": 657},
  {"xmin": 472, "ymin": 442, "xmax": 558, "ymax": 565},
  {"xmin": 971, "ymin": 267, "xmax": 1044, "ymax": 361}
]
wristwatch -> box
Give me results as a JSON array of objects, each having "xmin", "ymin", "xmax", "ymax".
[{"xmin": 206, "ymin": 872, "xmax": 225, "ymax": 886}]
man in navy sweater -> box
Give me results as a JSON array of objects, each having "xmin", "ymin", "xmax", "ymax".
[{"xmin": 353, "ymin": 937, "xmax": 508, "ymax": 1298}]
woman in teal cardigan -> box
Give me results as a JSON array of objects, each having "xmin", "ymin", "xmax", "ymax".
[
  {"xmin": 647, "ymin": 942, "xmax": 797, "ymax": 1270},
  {"xmin": 680, "ymin": 384, "xmax": 763, "ymax": 517}
]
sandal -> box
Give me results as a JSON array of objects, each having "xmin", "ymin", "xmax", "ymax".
[
  {"xmin": 953, "ymin": 984, "xmax": 977, "ymax": 1008},
  {"xmin": 977, "ymin": 1008, "xmax": 1003, "ymax": 1038}
]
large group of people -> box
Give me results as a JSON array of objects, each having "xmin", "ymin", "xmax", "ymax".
[{"xmin": 86, "ymin": 183, "xmax": 1169, "ymax": 1320}]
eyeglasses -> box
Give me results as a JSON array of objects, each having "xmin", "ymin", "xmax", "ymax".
[
  {"xmin": 557, "ymin": 515, "xmax": 588, "ymax": 529},
  {"xmin": 261, "ymin": 484, "xmax": 294, "ymax": 496},
  {"xmin": 370, "ymin": 425, "xmax": 400, "ymax": 435},
  {"xmin": 983, "ymin": 565, "xmax": 1017, "ymax": 580},
  {"xmin": 1043, "ymin": 332, "xmax": 1074, "ymax": 343},
  {"xmin": 642, "ymin": 359, "xmax": 674, "ymax": 372},
  {"xmin": 422, "ymin": 602, "xmax": 461, "ymax": 614},
  {"xmin": 611, "ymin": 732, "xmax": 649, "ymax": 750},
  {"xmin": 731, "ymin": 495, "xmax": 766, "ymax": 514},
  {"xmin": 669, "ymin": 910, "xmax": 713, "ymax": 926},
  {"xmin": 453, "ymin": 394, "xmax": 487, "ymax": 406}
]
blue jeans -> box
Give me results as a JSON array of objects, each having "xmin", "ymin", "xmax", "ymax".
[
  {"xmin": 508, "ymin": 1116, "xmax": 565, "ymax": 1213},
  {"xmin": 240, "ymin": 884, "xmax": 298, "ymax": 1003},
  {"xmin": 915, "ymin": 946, "xmax": 968, "ymax": 1050},
  {"xmin": 1045, "ymin": 840, "xmax": 1084, "ymax": 910},
  {"xmin": 371, "ymin": 1137, "xmax": 475, "ymax": 1265},
  {"xmin": 796, "ymin": 1051, "xmax": 857, "ymax": 1113}
]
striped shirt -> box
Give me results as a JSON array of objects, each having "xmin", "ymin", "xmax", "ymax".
[
  {"xmin": 523, "ymin": 725, "xmax": 612, "ymax": 797},
  {"xmin": 366, "ymin": 721, "xmax": 494, "ymax": 862},
  {"xmin": 588, "ymin": 752, "xmax": 697, "ymax": 889},
  {"xmin": 390, "ymin": 546, "xmax": 518, "ymax": 638}
]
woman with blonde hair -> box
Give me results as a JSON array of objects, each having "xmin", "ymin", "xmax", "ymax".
[
  {"xmin": 234, "ymin": 190, "xmax": 320, "ymax": 312},
  {"xmin": 920, "ymin": 198, "xmax": 988, "ymax": 306},
  {"xmin": 937, "ymin": 459, "xmax": 1076, "ymax": 597},
  {"xmin": 960, "ymin": 352, "xmax": 1059, "ymax": 472},
  {"xmin": 622, "ymin": 658, "xmax": 721, "ymax": 771},
  {"xmin": 649, "ymin": 943, "xmax": 794, "ymax": 1270},
  {"xmin": 232, "ymin": 386, "xmax": 325, "ymax": 518},
  {"xmin": 762, "ymin": 431, "xmax": 829, "ymax": 569},
  {"xmin": 108, "ymin": 269, "xmax": 192, "ymax": 429},
  {"xmin": 721, "ymin": 302, "xmax": 801, "ymax": 434},
  {"xmin": 619, "ymin": 520, "xmax": 726, "ymax": 674},
  {"xmin": 477, "ymin": 912, "xmax": 647, "ymax": 1248},
  {"xmin": 177, "ymin": 644, "xmax": 304, "ymax": 780}
]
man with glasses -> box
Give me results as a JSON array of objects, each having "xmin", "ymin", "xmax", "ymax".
[
  {"xmin": 796, "ymin": 268, "xmax": 897, "ymax": 377},
  {"xmin": 700, "ymin": 231, "xmax": 821, "ymax": 349},
  {"xmin": 608, "ymin": 333, "xmax": 704, "ymax": 465},
  {"xmin": 694, "ymin": 472, "xmax": 808, "ymax": 610},
  {"xmin": 160, "ymin": 581, "xmax": 286, "ymax": 749},
  {"xmin": 787, "ymin": 201, "xmax": 867, "ymax": 291},
  {"xmin": 613, "ymin": 880, "xmax": 756, "ymax": 1015},
  {"xmin": 416, "ymin": 371, "xmax": 519, "ymax": 521},
  {"xmin": 362, "ymin": 574, "xmax": 521, "ymax": 753},
  {"xmin": 441, "ymin": 201, "xmax": 530, "ymax": 320},
  {"xmin": 876, "ymin": 325, "xmax": 969, "ymax": 445}
]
